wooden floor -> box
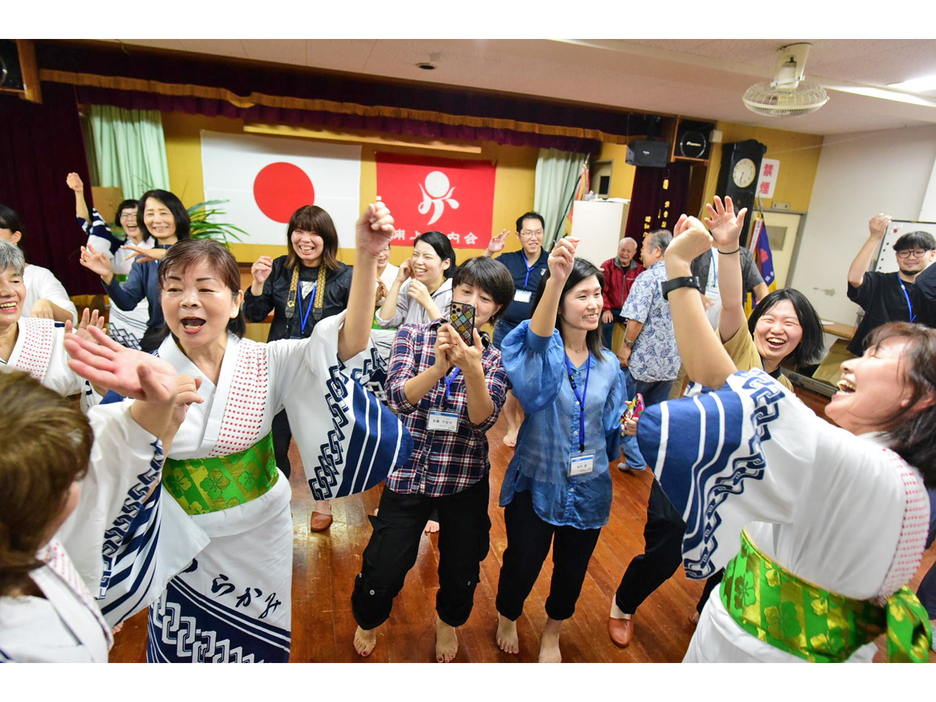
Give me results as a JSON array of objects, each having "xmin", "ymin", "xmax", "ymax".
[{"xmin": 108, "ymin": 388, "xmax": 936, "ymax": 663}]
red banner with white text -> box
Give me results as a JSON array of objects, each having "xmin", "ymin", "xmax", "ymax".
[{"xmin": 375, "ymin": 153, "xmax": 497, "ymax": 249}]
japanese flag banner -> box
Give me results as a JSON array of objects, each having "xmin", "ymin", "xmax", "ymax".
[
  {"xmin": 375, "ymin": 152, "xmax": 497, "ymax": 249},
  {"xmin": 201, "ymin": 131, "xmax": 362, "ymax": 247}
]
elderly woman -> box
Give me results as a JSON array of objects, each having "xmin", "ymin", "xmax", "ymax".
[
  {"xmin": 634, "ymin": 213, "xmax": 934, "ymax": 663},
  {"xmin": 91, "ymin": 201, "xmax": 410, "ymax": 663},
  {"xmin": 0, "ymin": 239, "xmax": 99, "ymax": 409}
]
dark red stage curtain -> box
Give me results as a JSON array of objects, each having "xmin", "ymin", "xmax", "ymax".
[
  {"xmin": 0, "ymin": 83, "xmax": 100, "ymax": 295},
  {"xmin": 624, "ymin": 161, "xmax": 692, "ymax": 247}
]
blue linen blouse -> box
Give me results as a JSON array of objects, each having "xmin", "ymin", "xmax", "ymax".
[{"xmin": 499, "ymin": 320, "xmax": 627, "ymax": 529}]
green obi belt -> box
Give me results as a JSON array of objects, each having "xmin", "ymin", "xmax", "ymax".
[
  {"xmin": 721, "ymin": 530, "xmax": 932, "ymax": 663},
  {"xmin": 164, "ymin": 433, "xmax": 279, "ymax": 516}
]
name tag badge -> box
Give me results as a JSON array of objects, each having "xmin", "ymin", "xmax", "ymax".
[
  {"xmin": 569, "ymin": 453, "xmax": 595, "ymax": 477},
  {"xmin": 514, "ymin": 290, "xmax": 532, "ymax": 304},
  {"xmin": 428, "ymin": 411, "xmax": 459, "ymax": 432}
]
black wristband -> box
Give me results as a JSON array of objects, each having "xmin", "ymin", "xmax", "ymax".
[
  {"xmin": 660, "ymin": 275, "xmax": 702, "ymax": 301},
  {"xmin": 717, "ymin": 246, "xmax": 741, "ymax": 255}
]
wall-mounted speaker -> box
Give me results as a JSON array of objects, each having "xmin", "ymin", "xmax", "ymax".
[
  {"xmin": 674, "ymin": 119, "xmax": 714, "ymax": 160},
  {"xmin": 626, "ymin": 140, "xmax": 670, "ymax": 168},
  {"xmin": 0, "ymin": 40, "xmax": 42, "ymax": 103}
]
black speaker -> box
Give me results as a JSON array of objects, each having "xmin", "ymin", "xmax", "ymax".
[
  {"xmin": 675, "ymin": 120, "xmax": 714, "ymax": 160},
  {"xmin": 0, "ymin": 40, "xmax": 26, "ymax": 92},
  {"xmin": 626, "ymin": 140, "xmax": 670, "ymax": 168}
]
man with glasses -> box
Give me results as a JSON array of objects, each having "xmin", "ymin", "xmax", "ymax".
[
  {"xmin": 846, "ymin": 214, "xmax": 936, "ymax": 356},
  {"xmin": 484, "ymin": 211, "xmax": 550, "ymax": 447}
]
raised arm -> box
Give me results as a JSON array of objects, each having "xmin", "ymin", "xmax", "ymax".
[
  {"xmin": 376, "ymin": 259, "xmax": 411, "ymax": 324},
  {"xmin": 529, "ymin": 236, "xmax": 577, "ymax": 338},
  {"xmin": 338, "ymin": 200, "xmax": 395, "ymax": 362},
  {"xmin": 483, "ymin": 229, "xmax": 509, "ymax": 257},
  {"xmin": 848, "ymin": 214, "xmax": 890, "ymax": 288},
  {"xmin": 703, "ymin": 196, "xmax": 748, "ymax": 343},
  {"xmin": 666, "ymin": 215, "xmax": 738, "ymax": 388},
  {"xmin": 66, "ymin": 172, "xmax": 91, "ymax": 223}
]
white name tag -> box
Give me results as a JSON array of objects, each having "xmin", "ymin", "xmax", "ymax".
[
  {"xmin": 514, "ymin": 290, "xmax": 532, "ymax": 304},
  {"xmin": 428, "ymin": 411, "xmax": 459, "ymax": 432},
  {"xmin": 569, "ymin": 453, "xmax": 595, "ymax": 476}
]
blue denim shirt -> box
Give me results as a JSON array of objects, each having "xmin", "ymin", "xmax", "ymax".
[{"xmin": 499, "ymin": 321, "xmax": 627, "ymax": 529}]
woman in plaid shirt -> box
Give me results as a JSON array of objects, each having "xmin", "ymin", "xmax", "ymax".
[{"xmin": 352, "ymin": 256, "xmax": 515, "ymax": 662}]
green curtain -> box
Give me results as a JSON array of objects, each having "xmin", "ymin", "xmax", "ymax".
[
  {"xmin": 88, "ymin": 104, "xmax": 170, "ymax": 200},
  {"xmin": 534, "ymin": 148, "xmax": 589, "ymax": 250}
]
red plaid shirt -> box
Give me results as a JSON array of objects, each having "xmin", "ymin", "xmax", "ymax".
[
  {"xmin": 385, "ymin": 319, "xmax": 508, "ymax": 497},
  {"xmin": 600, "ymin": 258, "xmax": 644, "ymax": 312}
]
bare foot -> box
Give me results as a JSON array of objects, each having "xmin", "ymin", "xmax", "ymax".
[
  {"xmin": 538, "ymin": 617, "xmax": 562, "ymax": 663},
  {"xmin": 424, "ymin": 520, "xmax": 440, "ymax": 534},
  {"xmin": 496, "ymin": 614, "xmax": 519, "ymax": 654},
  {"xmin": 503, "ymin": 429, "xmax": 518, "ymax": 448},
  {"xmin": 354, "ymin": 625, "xmax": 377, "ymax": 657},
  {"xmin": 110, "ymin": 622, "xmax": 124, "ymax": 636},
  {"xmin": 435, "ymin": 617, "xmax": 458, "ymax": 662},
  {"xmin": 314, "ymin": 499, "xmax": 332, "ymax": 515}
]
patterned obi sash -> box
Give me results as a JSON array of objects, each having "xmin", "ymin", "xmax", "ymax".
[
  {"xmin": 164, "ymin": 433, "xmax": 278, "ymax": 516},
  {"xmin": 721, "ymin": 530, "xmax": 932, "ymax": 663}
]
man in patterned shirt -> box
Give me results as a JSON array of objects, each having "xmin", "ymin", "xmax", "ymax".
[
  {"xmin": 351, "ymin": 256, "xmax": 514, "ymax": 663},
  {"xmin": 618, "ymin": 230, "xmax": 681, "ymax": 405}
]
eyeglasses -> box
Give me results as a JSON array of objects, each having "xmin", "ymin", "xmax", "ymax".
[
  {"xmin": 519, "ymin": 229, "xmax": 544, "ymax": 239},
  {"xmin": 896, "ymin": 249, "xmax": 930, "ymax": 259}
]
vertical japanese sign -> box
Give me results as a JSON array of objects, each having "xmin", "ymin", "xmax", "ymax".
[
  {"xmin": 375, "ymin": 152, "xmax": 497, "ymax": 249},
  {"xmin": 756, "ymin": 158, "xmax": 780, "ymax": 199}
]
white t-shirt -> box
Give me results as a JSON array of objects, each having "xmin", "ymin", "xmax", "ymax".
[{"xmin": 22, "ymin": 264, "xmax": 78, "ymax": 323}]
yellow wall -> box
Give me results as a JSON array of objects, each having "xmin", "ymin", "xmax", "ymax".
[
  {"xmin": 595, "ymin": 141, "xmax": 637, "ymax": 200},
  {"xmin": 160, "ymin": 112, "xmax": 538, "ymax": 267},
  {"xmin": 702, "ymin": 122, "xmax": 824, "ymax": 214}
]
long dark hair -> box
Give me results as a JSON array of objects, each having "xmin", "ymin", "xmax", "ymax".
[
  {"xmin": 869, "ymin": 322, "xmax": 936, "ymax": 487},
  {"xmin": 531, "ymin": 257, "xmax": 605, "ymax": 360},
  {"xmin": 748, "ymin": 288, "xmax": 825, "ymax": 366},
  {"xmin": 158, "ymin": 239, "xmax": 246, "ymax": 339},
  {"xmin": 285, "ymin": 205, "xmax": 340, "ymax": 272}
]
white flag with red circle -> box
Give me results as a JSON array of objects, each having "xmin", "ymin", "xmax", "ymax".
[{"xmin": 201, "ymin": 131, "xmax": 362, "ymax": 247}]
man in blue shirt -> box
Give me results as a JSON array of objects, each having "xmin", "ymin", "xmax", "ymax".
[{"xmin": 484, "ymin": 211, "xmax": 550, "ymax": 447}]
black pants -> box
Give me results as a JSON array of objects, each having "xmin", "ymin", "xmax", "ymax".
[
  {"xmin": 495, "ymin": 490, "xmax": 602, "ymax": 622},
  {"xmin": 272, "ymin": 409, "xmax": 292, "ymax": 479},
  {"xmin": 351, "ymin": 476, "xmax": 491, "ymax": 630},
  {"xmin": 615, "ymin": 479, "xmax": 722, "ymax": 615}
]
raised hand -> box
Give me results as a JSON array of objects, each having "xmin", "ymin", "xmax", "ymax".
[
  {"xmin": 374, "ymin": 279, "xmax": 388, "ymax": 307},
  {"xmin": 703, "ymin": 196, "xmax": 747, "ymax": 249},
  {"xmin": 433, "ymin": 325, "xmax": 454, "ymax": 376},
  {"xmin": 165, "ymin": 374, "xmax": 204, "ymax": 448},
  {"xmin": 122, "ymin": 244, "xmax": 166, "ymax": 264},
  {"xmin": 445, "ymin": 324, "xmax": 484, "ymax": 373},
  {"xmin": 396, "ymin": 258, "xmax": 413, "ymax": 284},
  {"xmin": 486, "ymin": 229, "xmax": 509, "ymax": 255},
  {"xmin": 64, "ymin": 324, "xmax": 176, "ymax": 401},
  {"xmin": 547, "ymin": 236, "xmax": 578, "ymax": 284},
  {"xmin": 668, "ymin": 215, "xmax": 713, "ymax": 268},
  {"xmin": 29, "ymin": 299, "xmax": 56, "ymax": 319},
  {"xmin": 80, "ymin": 245, "xmax": 114, "ymax": 280},
  {"xmin": 66, "ymin": 172, "xmax": 84, "ymax": 193},
  {"xmin": 869, "ymin": 213, "xmax": 891, "ymax": 240},
  {"xmin": 356, "ymin": 199, "xmax": 395, "ymax": 258},
  {"xmin": 251, "ymin": 255, "xmax": 274, "ymax": 287},
  {"xmin": 66, "ymin": 307, "xmax": 106, "ymax": 342},
  {"xmin": 407, "ymin": 279, "xmax": 432, "ymax": 308}
]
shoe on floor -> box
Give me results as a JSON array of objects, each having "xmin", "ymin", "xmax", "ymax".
[
  {"xmin": 608, "ymin": 615, "xmax": 634, "ymax": 648},
  {"xmin": 310, "ymin": 511, "xmax": 333, "ymax": 532}
]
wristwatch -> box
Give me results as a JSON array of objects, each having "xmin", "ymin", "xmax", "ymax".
[
  {"xmin": 623, "ymin": 338, "xmax": 635, "ymax": 348},
  {"xmin": 661, "ymin": 275, "xmax": 702, "ymax": 301}
]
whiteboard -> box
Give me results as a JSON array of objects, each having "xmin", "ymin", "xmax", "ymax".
[{"xmin": 874, "ymin": 219, "xmax": 936, "ymax": 273}]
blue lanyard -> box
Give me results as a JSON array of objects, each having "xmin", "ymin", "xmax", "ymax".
[
  {"xmin": 565, "ymin": 354, "xmax": 591, "ymax": 453},
  {"xmin": 295, "ymin": 282, "xmax": 317, "ymax": 335},
  {"xmin": 443, "ymin": 368, "xmax": 461, "ymax": 405},
  {"xmin": 523, "ymin": 256, "xmax": 538, "ymax": 289},
  {"xmin": 898, "ymin": 278, "xmax": 917, "ymax": 322}
]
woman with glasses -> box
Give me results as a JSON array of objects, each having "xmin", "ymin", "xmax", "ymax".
[{"xmin": 846, "ymin": 215, "xmax": 936, "ymax": 357}]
